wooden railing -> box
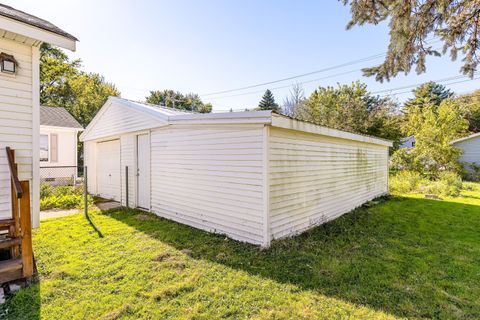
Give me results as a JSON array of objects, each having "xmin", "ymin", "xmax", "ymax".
[{"xmin": 2, "ymin": 147, "xmax": 34, "ymax": 281}]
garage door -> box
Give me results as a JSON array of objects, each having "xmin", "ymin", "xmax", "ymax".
[{"xmin": 96, "ymin": 140, "xmax": 121, "ymax": 201}]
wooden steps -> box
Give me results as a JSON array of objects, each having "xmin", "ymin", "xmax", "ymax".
[
  {"xmin": 1, "ymin": 148, "xmax": 34, "ymax": 285},
  {"xmin": 0, "ymin": 237, "xmax": 21, "ymax": 250},
  {"xmin": 0, "ymin": 258, "xmax": 23, "ymax": 284},
  {"xmin": 0, "ymin": 258, "xmax": 22, "ymax": 273},
  {"xmin": 0, "ymin": 219, "xmax": 14, "ymax": 230}
]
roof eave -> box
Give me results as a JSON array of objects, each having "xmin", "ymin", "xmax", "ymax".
[
  {"xmin": 450, "ymin": 132, "xmax": 480, "ymax": 144},
  {"xmin": 0, "ymin": 15, "xmax": 76, "ymax": 50},
  {"xmin": 168, "ymin": 110, "xmax": 272, "ymax": 125},
  {"xmin": 271, "ymin": 114, "xmax": 393, "ymax": 147}
]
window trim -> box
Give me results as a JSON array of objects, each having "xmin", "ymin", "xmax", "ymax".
[{"xmin": 40, "ymin": 133, "xmax": 49, "ymax": 162}]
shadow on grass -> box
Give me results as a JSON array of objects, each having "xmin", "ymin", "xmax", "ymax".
[
  {"xmin": 107, "ymin": 196, "xmax": 480, "ymax": 319},
  {"xmin": 0, "ymin": 280, "xmax": 40, "ymax": 319}
]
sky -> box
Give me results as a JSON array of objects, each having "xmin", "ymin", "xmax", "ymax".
[{"xmin": 5, "ymin": 0, "xmax": 480, "ymax": 111}]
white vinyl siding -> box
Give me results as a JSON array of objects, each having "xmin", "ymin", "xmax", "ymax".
[
  {"xmin": 83, "ymin": 101, "xmax": 164, "ymax": 141},
  {"xmin": 268, "ymin": 127, "xmax": 389, "ymax": 240},
  {"xmin": 454, "ymin": 136, "xmax": 480, "ymax": 166},
  {"xmin": 120, "ymin": 134, "xmax": 136, "ymax": 207},
  {"xmin": 0, "ymin": 37, "xmax": 33, "ymax": 219},
  {"xmin": 150, "ymin": 124, "xmax": 265, "ymax": 245}
]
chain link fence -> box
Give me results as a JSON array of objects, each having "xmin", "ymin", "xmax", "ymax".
[{"xmin": 40, "ymin": 166, "xmax": 82, "ymax": 186}]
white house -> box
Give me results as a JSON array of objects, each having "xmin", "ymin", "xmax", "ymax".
[
  {"xmin": 451, "ymin": 132, "xmax": 480, "ymax": 172},
  {"xmin": 0, "ymin": 4, "xmax": 77, "ymax": 227},
  {"xmin": 81, "ymin": 97, "xmax": 392, "ymax": 247},
  {"xmin": 40, "ymin": 106, "xmax": 83, "ymax": 185}
]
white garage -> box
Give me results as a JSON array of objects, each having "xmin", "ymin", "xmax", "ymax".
[{"xmin": 80, "ymin": 97, "xmax": 392, "ymax": 247}]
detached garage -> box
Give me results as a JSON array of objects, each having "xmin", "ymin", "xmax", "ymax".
[{"xmin": 80, "ymin": 97, "xmax": 392, "ymax": 247}]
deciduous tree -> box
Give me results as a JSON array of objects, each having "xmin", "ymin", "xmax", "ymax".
[
  {"xmin": 40, "ymin": 43, "xmax": 119, "ymax": 127},
  {"xmin": 145, "ymin": 90, "xmax": 212, "ymax": 113}
]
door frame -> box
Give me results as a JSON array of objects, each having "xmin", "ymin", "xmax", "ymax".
[{"xmin": 135, "ymin": 133, "xmax": 151, "ymax": 210}]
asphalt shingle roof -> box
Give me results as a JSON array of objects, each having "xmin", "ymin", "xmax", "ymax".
[
  {"xmin": 40, "ymin": 106, "xmax": 83, "ymax": 129},
  {"xmin": 0, "ymin": 4, "xmax": 78, "ymax": 41}
]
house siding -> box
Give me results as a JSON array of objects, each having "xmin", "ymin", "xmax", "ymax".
[
  {"xmin": 0, "ymin": 37, "xmax": 34, "ymax": 220},
  {"xmin": 82, "ymin": 101, "xmax": 163, "ymax": 141},
  {"xmin": 454, "ymin": 136, "xmax": 480, "ymax": 167},
  {"xmin": 150, "ymin": 124, "xmax": 265, "ymax": 245},
  {"xmin": 268, "ymin": 127, "xmax": 389, "ymax": 240}
]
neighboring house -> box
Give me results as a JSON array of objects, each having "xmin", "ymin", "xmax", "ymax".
[
  {"xmin": 399, "ymin": 136, "xmax": 416, "ymax": 149},
  {"xmin": 0, "ymin": 4, "xmax": 77, "ymax": 228},
  {"xmin": 80, "ymin": 97, "xmax": 392, "ymax": 247},
  {"xmin": 451, "ymin": 132, "xmax": 480, "ymax": 172},
  {"xmin": 40, "ymin": 106, "xmax": 83, "ymax": 185}
]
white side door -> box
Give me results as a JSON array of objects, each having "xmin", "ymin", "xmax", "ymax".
[
  {"xmin": 137, "ymin": 134, "xmax": 150, "ymax": 209},
  {"xmin": 96, "ymin": 140, "xmax": 121, "ymax": 201}
]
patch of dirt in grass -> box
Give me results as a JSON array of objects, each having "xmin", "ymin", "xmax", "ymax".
[
  {"xmin": 101, "ymin": 303, "xmax": 133, "ymax": 320},
  {"xmin": 135, "ymin": 214, "xmax": 153, "ymax": 221},
  {"xmin": 153, "ymin": 252, "xmax": 172, "ymax": 262}
]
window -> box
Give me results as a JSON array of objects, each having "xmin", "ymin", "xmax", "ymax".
[{"xmin": 40, "ymin": 134, "xmax": 49, "ymax": 161}]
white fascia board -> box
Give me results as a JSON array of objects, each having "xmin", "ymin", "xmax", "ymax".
[
  {"xmin": 40, "ymin": 125, "xmax": 84, "ymax": 132},
  {"xmin": 168, "ymin": 110, "xmax": 272, "ymax": 125},
  {"xmin": 0, "ymin": 16, "xmax": 76, "ymax": 50},
  {"xmin": 271, "ymin": 114, "xmax": 393, "ymax": 147},
  {"xmin": 450, "ymin": 132, "xmax": 480, "ymax": 145}
]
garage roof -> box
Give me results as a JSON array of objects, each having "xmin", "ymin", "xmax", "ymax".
[
  {"xmin": 0, "ymin": 4, "xmax": 77, "ymax": 41},
  {"xmin": 81, "ymin": 96, "xmax": 392, "ymax": 147},
  {"xmin": 0, "ymin": 4, "xmax": 77, "ymax": 50}
]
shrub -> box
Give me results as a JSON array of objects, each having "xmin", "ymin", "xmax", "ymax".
[
  {"xmin": 40, "ymin": 183, "xmax": 91, "ymax": 210},
  {"xmin": 40, "ymin": 183, "xmax": 54, "ymax": 197},
  {"xmin": 389, "ymin": 171, "xmax": 422, "ymax": 193},
  {"xmin": 462, "ymin": 163, "xmax": 480, "ymax": 182},
  {"xmin": 390, "ymin": 170, "xmax": 465, "ymax": 197},
  {"xmin": 463, "ymin": 181, "xmax": 479, "ymax": 191},
  {"xmin": 40, "ymin": 194, "xmax": 93, "ymax": 211}
]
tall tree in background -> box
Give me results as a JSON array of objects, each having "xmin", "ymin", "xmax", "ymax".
[
  {"xmin": 40, "ymin": 43, "xmax": 119, "ymax": 127},
  {"xmin": 455, "ymin": 89, "xmax": 480, "ymax": 132},
  {"xmin": 392, "ymin": 99, "xmax": 468, "ymax": 177},
  {"xmin": 342, "ymin": 0, "xmax": 480, "ymax": 81},
  {"xmin": 145, "ymin": 90, "xmax": 212, "ymax": 113},
  {"xmin": 404, "ymin": 82, "xmax": 453, "ymax": 112},
  {"xmin": 294, "ymin": 81, "xmax": 402, "ymax": 147},
  {"xmin": 283, "ymin": 83, "xmax": 305, "ymax": 117},
  {"xmin": 258, "ymin": 89, "xmax": 280, "ymax": 112}
]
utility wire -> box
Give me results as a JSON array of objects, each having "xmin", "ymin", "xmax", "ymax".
[
  {"xmin": 201, "ymin": 39, "xmax": 441, "ymax": 97},
  {"xmin": 201, "ymin": 54, "xmax": 385, "ymax": 97},
  {"xmin": 212, "ymin": 74, "xmax": 480, "ymax": 112},
  {"xmin": 206, "ymin": 69, "xmax": 363, "ymax": 101}
]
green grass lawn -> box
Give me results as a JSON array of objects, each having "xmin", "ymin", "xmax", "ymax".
[{"xmin": 2, "ymin": 186, "xmax": 480, "ymax": 320}]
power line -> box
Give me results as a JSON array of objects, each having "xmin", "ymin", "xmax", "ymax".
[
  {"xmin": 372, "ymin": 75, "xmax": 468, "ymax": 95},
  {"xmin": 211, "ymin": 74, "xmax": 480, "ymax": 112},
  {"xmin": 201, "ymin": 39, "xmax": 441, "ymax": 97},
  {"xmin": 206, "ymin": 69, "xmax": 362, "ymax": 101},
  {"xmin": 201, "ymin": 54, "xmax": 385, "ymax": 97},
  {"xmin": 378, "ymin": 76, "xmax": 480, "ymax": 98}
]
